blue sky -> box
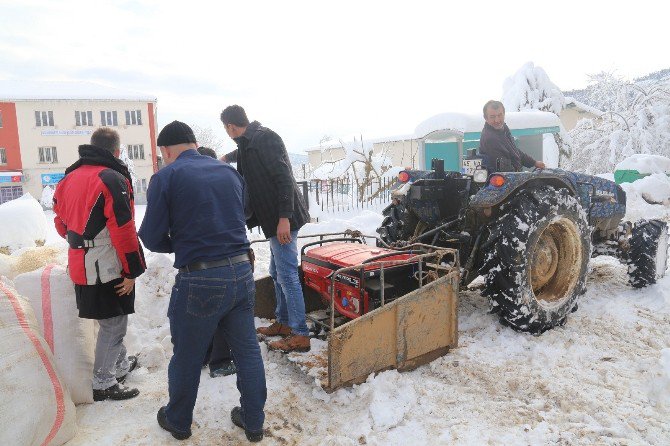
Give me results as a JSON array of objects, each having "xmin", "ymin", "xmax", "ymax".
[{"xmin": 0, "ymin": 0, "xmax": 666, "ymax": 154}]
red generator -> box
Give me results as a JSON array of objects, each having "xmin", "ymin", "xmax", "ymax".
[{"xmin": 300, "ymin": 238, "xmax": 423, "ymax": 319}]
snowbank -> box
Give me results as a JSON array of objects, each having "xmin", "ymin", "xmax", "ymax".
[
  {"xmin": 616, "ymin": 154, "xmax": 670, "ymax": 174},
  {"xmin": 0, "ymin": 194, "xmax": 48, "ymax": 253}
]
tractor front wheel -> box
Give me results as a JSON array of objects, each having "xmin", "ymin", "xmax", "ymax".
[{"xmin": 479, "ymin": 186, "xmax": 592, "ymax": 334}]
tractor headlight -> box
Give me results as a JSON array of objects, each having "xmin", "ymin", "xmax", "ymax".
[{"xmin": 473, "ymin": 168, "xmax": 488, "ymax": 183}]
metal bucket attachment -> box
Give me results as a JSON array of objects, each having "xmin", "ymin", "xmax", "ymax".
[
  {"xmin": 253, "ymin": 266, "xmax": 458, "ymax": 392},
  {"xmin": 326, "ymin": 271, "xmax": 458, "ymax": 391}
]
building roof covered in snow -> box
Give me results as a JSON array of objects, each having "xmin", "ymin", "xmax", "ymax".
[
  {"xmin": 564, "ymin": 96, "xmax": 603, "ymax": 116},
  {"xmin": 414, "ymin": 111, "xmax": 561, "ymax": 140},
  {"xmin": 0, "ymin": 80, "xmax": 156, "ymax": 101}
]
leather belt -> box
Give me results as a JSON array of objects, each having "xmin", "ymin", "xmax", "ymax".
[{"xmin": 179, "ymin": 253, "xmax": 250, "ymax": 273}]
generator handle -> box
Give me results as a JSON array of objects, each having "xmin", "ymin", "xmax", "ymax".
[
  {"xmin": 361, "ymin": 250, "xmax": 424, "ymax": 264},
  {"xmin": 299, "ymin": 237, "xmax": 364, "ymax": 256}
]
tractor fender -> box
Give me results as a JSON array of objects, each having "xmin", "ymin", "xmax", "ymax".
[{"xmin": 469, "ymin": 171, "xmax": 577, "ymax": 210}]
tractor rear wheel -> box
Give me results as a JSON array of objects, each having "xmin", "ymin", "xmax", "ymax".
[
  {"xmin": 377, "ymin": 200, "xmax": 420, "ymax": 245},
  {"xmin": 479, "ymin": 186, "xmax": 591, "ymax": 334},
  {"xmin": 627, "ymin": 219, "xmax": 668, "ymax": 288}
]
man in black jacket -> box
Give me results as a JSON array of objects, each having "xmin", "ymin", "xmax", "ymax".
[
  {"xmin": 479, "ymin": 100, "xmax": 545, "ymax": 173},
  {"xmin": 221, "ymin": 105, "xmax": 311, "ymax": 353}
]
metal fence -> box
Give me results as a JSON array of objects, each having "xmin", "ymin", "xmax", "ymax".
[{"xmin": 298, "ymin": 175, "xmax": 395, "ymax": 214}]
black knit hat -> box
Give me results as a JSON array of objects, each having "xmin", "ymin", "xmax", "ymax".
[{"xmin": 157, "ymin": 120, "xmax": 197, "ymax": 146}]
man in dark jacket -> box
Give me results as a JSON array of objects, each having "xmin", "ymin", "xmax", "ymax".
[
  {"xmin": 479, "ymin": 100, "xmax": 546, "ymax": 173},
  {"xmin": 221, "ymin": 105, "xmax": 311, "ymax": 353},
  {"xmin": 53, "ymin": 127, "xmax": 146, "ymax": 401}
]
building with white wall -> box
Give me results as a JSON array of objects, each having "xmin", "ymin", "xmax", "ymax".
[{"xmin": 0, "ymin": 81, "xmax": 158, "ymax": 204}]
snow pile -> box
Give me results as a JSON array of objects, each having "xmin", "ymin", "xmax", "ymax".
[
  {"xmin": 0, "ymin": 194, "xmax": 48, "ymax": 253},
  {"xmin": 618, "ymin": 169, "xmax": 670, "ymax": 220},
  {"xmin": 40, "ymin": 185, "xmax": 55, "ymax": 209},
  {"xmin": 502, "ymin": 62, "xmax": 566, "ymax": 115},
  {"xmin": 615, "ymin": 153, "xmax": 670, "ymax": 174}
]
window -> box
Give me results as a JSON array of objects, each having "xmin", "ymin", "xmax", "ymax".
[
  {"xmin": 127, "ymin": 144, "xmax": 145, "ymax": 160},
  {"xmin": 75, "ymin": 111, "xmax": 94, "ymax": 126},
  {"xmin": 0, "ymin": 148, "xmax": 6, "ymax": 164},
  {"xmin": 35, "ymin": 110, "xmax": 54, "ymax": 127},
  {"xmin": 125, "ymin": 110, "xmax": 142, "ymax": 126},
  {"xmin": 0, "ymin": 185, "xmax": 24, "ymax": 204},
  {"xmin": 38, "ymin": 146, "xmax": 58, "ymax": 164},
  {"xmin": 100, "ymin": 111, "xmax": 118, "ymax": 126},
  {"xmin": 0, "ymin": 111, "xmax": 3, "ymax": 127},
  {"xmin": 134, "ymin": 178, "xmax": 148, "ymax": 193}
]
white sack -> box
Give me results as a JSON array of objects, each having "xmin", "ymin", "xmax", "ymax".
[
  {"xmin": 0, "ymin": 279, "xmax": 76, "ymax": 446},
  {"xmin": 14, "ymin": 265, "xmax": 96, "ymax": 404}
]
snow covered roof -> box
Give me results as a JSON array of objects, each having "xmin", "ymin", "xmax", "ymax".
[
  {"xmin": 414, "ymin": 111, "xmax": 561, "ymax": 140},
  {"xmin": 306, "ymin": 133, "xmax": 416, "ymax": 154},
  {"xmin": 564, "ymin": 96, "xmax": 603, "ymax": 116},
  {"xmin": 615, "ymin": 154, "xmax": 670, "ymax": 174},
  {"xmin": 0, "ymin": 80, "xmax": 156, "ymax": 101}
]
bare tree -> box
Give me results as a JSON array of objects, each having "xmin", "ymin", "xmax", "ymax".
[{"xmin": 191, "ymin": 125, "xmax": 225, "ymax": 155}]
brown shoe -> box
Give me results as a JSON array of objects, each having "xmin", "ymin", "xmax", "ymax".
[
  {"xmin": 268, "ymin": 334, "xmax": 311, "ymax": 353},
  {"xmin": 256, "ymin": 321, "xmax": 292, "ymax": 337}
]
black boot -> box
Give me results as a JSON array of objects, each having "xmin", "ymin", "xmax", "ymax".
[
  {"xmin": 93, "ymin": 384, "xmax": 139, "ymax": 402},
  {"xmin": 157, "ymin": 406, "xmax": 191, "ymax": 440},
  {"xmin": 117, "ymin": 355, "xmax": 139, "ymax": 384},
  {"xmin": 231, "ymin": 406, "xmax": 263, "ymax": 442}
]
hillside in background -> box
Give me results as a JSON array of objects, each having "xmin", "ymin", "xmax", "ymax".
[{"xmin": 564, "ymin": 67, "xmax": 670, "ymax": 107}]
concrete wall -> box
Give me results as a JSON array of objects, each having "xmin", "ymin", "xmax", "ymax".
[
  {"xmin": 372, "ymin": 139, "xmax": 420, "ymax": 169},
  {"xmin": 12, "ymin": 99, "xmax": 156, "ymax": 202},
  {"xmin": 560, "ymin": 107, "xmax": 599, "ymax": 131}
]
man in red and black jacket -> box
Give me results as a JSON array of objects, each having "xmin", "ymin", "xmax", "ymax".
[{"xmin": 53, "ymin": 127, "xmax": 146, "ymax": 402}]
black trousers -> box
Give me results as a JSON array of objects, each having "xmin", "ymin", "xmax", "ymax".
[{"xmin": 203, "ymin": 321, "xmax": 233, "ymax": 371}]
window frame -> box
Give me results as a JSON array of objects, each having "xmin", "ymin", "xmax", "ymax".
[
  {"xmin": 100, "ymin": 110, "xmax": 118, "ymax": 126},
  {"xmin": 38, "ymin": 146, "xmax": 58, "ymax": 164},
  {"xmin": 35, "ymin": 110, "xmax": 55, "ymax": 127},
  {"xmin": 125, "ymin": 109, "xmax": 143, "ymax": 126}
]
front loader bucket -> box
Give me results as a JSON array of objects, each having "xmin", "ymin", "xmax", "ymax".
[
  {"xmin": 326, "ymin": 271, "xmax": 458, "ymax": 390},
  {"xmin": 253, "ymin": 267, "xmax": 459, "ymax": 392}
]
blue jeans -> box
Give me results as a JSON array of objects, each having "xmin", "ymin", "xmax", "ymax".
[
  {"xmin": 269, "ymin": 230, "xmax": 309, "ymax": 336},
  {"xmin": 165, "ymin": 261, "xmax": 266, "ymax": 434}
]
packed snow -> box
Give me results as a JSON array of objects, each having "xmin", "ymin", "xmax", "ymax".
[{"xmin": 1, "ymin": 168, "xmax": 669, "ymax": 445}]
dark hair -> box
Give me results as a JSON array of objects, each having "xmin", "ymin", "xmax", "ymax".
[
  {"xmin": 91, "ymin": 127, "xmax": 120, "ymax": 154},
  {"xmin": 197, "ymin": 146, "xmax": 217, "ymax": 159},
  {"xmin": 220, "ymin": 105, "xmax": 250, "ymax": 127},
  {"xmin": 483, "ymin": 100, "xmax": 505, "ymax": 117}
]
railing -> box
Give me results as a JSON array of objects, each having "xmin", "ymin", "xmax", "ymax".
[{"xmin": 297, "ymin": 175, "xmax": 395, "ymax": 214}]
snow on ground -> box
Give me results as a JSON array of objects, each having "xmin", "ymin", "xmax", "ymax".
[{"xmin": 2, "ymin": 176, "xmax": 670, "ymax": 445}]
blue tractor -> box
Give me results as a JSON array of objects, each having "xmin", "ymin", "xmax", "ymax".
[{"xmin": 377, "ymin": 155, "xmax": 668, "ymax": 333}]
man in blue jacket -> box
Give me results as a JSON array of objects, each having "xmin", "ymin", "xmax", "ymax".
[{"xmin": 139, "ymin": 121, "xmax": 266, "ymax": 442}]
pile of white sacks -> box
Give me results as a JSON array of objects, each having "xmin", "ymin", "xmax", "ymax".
[{"xmin": 1, "ymin": 260, "xmax": 95, "ymax": 446}]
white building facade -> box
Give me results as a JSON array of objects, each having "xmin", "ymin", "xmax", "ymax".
[{"xmin": 0, "ymin": 81, "xmax": 158, "ymax": 204}]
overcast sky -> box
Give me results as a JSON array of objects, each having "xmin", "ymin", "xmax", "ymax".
[{"xmin": 0, "ymin": 0, "xmax": 666, "ymax": 154}]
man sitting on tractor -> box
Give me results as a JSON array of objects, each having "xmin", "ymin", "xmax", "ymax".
[{"xmin": 479, "ymin": 100, "xmax": 546, "ymax": 173}]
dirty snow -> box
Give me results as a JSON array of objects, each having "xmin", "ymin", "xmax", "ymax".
[{"xmin": 0, "ymin": 172, "xmax": 669, "ymax": 445}]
